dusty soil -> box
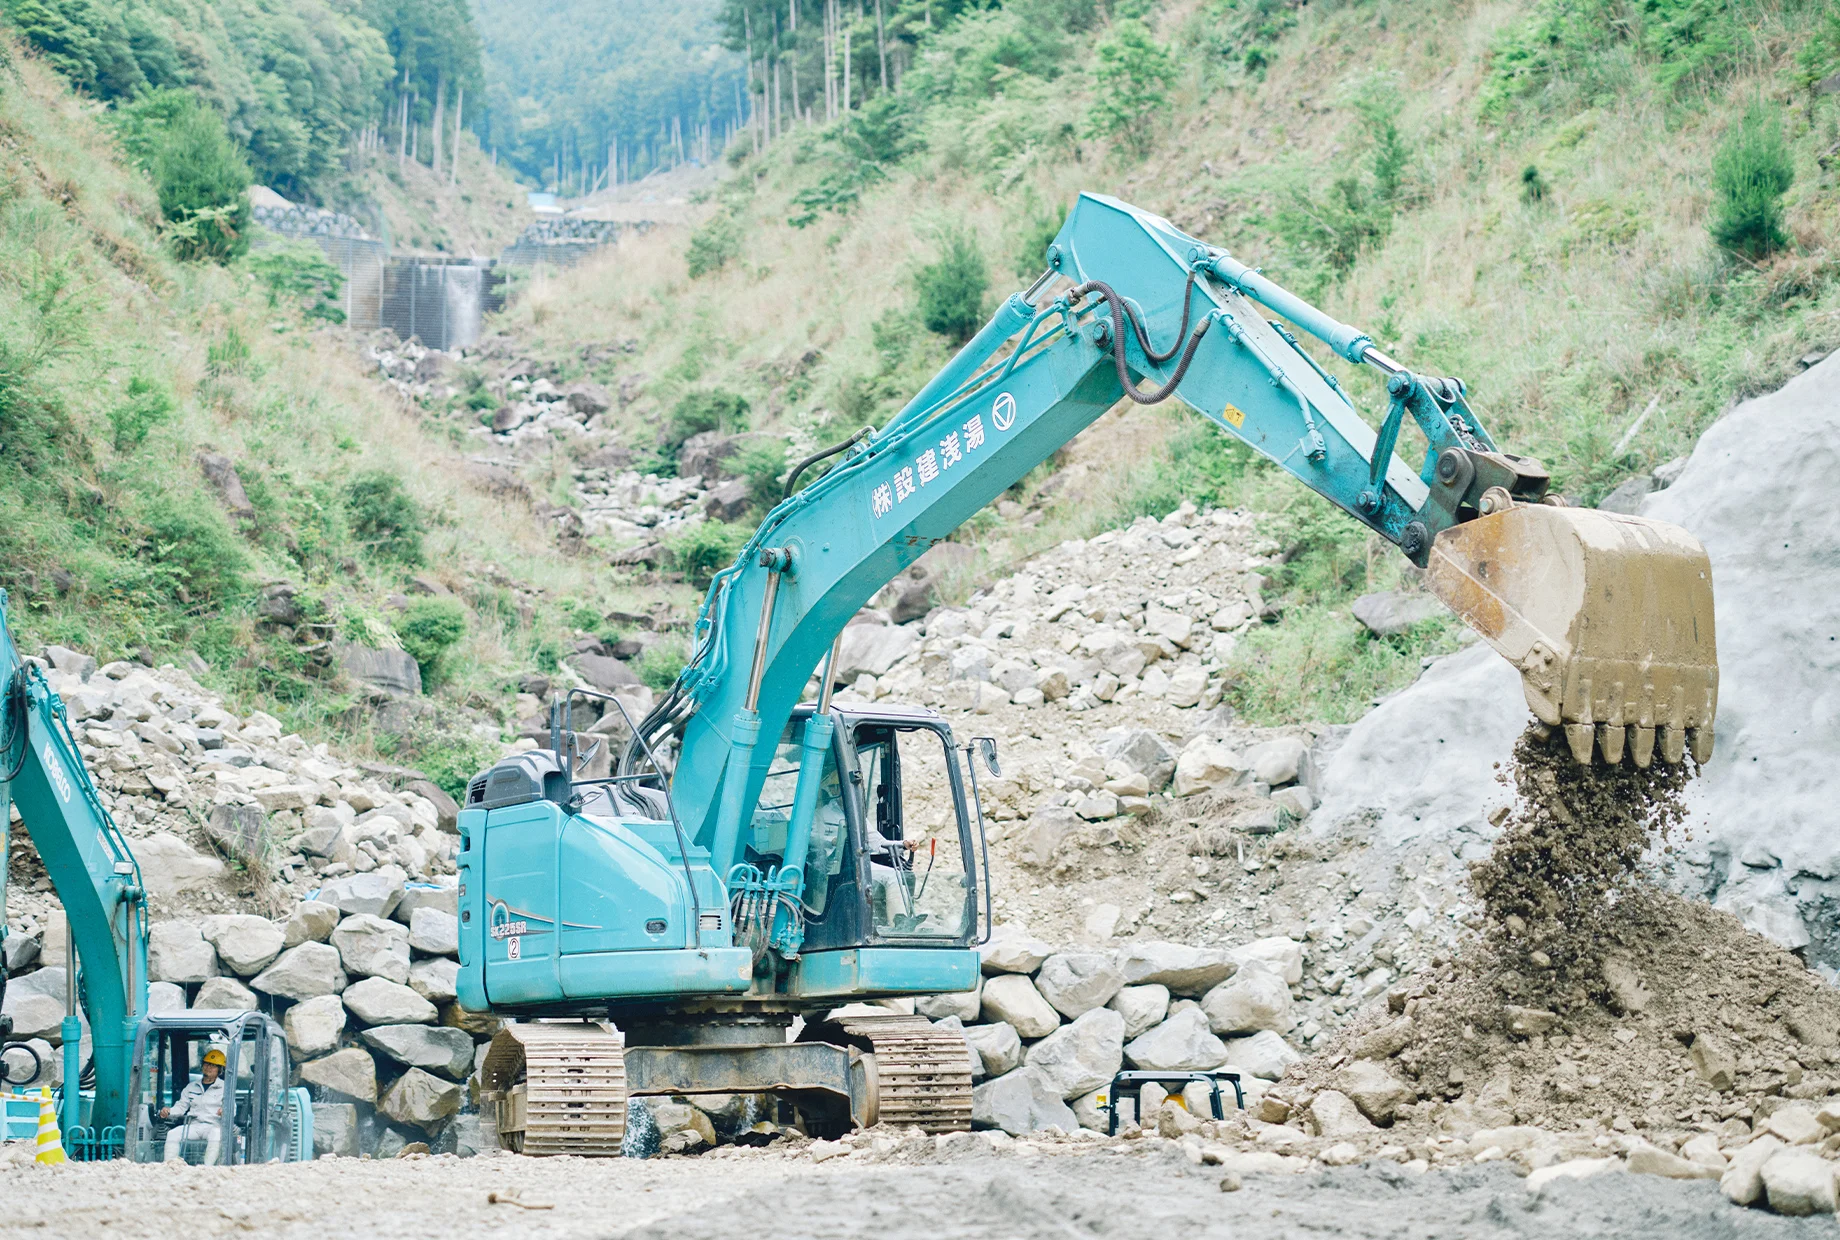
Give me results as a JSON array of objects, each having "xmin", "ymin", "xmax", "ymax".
[
  {"xmin": 7, "ymin": 1143, "xmax": 1834, "ymax": 1240},
  {"xmin": 1470, "ymin": 729, "xmax": 1693, "ymax": 989}
]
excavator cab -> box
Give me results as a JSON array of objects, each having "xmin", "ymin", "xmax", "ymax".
[
  {"xmin": 126, "ymin": 1011, "xmax": 310, "ymax": 1164},
  {"xmin": 747, "ymin": 706, "xmax": 985, "ymax": 955}
]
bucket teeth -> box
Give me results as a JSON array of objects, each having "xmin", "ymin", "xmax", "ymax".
[
  {"xmin": 1564, "ymin": 724, "xmax": 1595, "ymax": 766},
  {"xmin": 1659, "ymin": 724, "xmax": 1686, "ymax": 766},
  {"xmin": 1630, "ymin": 725, "xmax": 1656, "ymax": 769},
  {"xmin": 1598, "ymin": 724, "xmax": 1626, "ymax": 765},
  {"xmin": 1688, "ymin": 726, "xmax": 1714, "ymax": 765}
]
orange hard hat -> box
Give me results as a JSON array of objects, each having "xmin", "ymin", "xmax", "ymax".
[{"xmin": 202, "ymin": 1048, "xmax": 226, "ymax": 1067}]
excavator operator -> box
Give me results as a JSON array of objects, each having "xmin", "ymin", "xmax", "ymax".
[{"xmin": 161, "ymin": 1045, "xmax": 226, "ymax": 1164}]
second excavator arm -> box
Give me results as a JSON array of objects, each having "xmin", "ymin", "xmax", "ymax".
[
  {"xmin": 0, "ymin": 591, "xmax": 149, "ymax": 1137},
  {"xmin": 626, "ymin": 192, "xmax": 1717, "ymax": 940}
]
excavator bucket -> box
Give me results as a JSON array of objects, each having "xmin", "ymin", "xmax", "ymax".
[{"xmin": 1423, "ymin": 504, "xmax": 1718, "ymax": 767}]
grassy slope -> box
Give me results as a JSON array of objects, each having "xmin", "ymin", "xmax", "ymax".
[
  {"xmin": 454, "ymin": 0, "xmax": 1839, "ymax": 723},
  {"xmin": 328, "ymin": 130, "xmax": 531, "ymax": 256},
  {"xmin": 0, "ymin": 45, "xmax": 642, "ymax": 786}
]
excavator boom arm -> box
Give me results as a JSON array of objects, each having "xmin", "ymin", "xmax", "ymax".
[{"xmin": 635, "ymin": 192, "xmax": 1716, "ymax": 894}]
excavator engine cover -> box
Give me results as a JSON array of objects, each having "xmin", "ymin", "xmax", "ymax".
[{"xmin": 1423, "ymin": 504, "xmax": 1717, "ymax": 767}]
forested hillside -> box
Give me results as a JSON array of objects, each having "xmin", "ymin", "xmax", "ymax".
[
  {"xmin": 0, "ymin": 38, "xmax": 635, "ymax": 791},
  {"xmin": 471, "ymin": 0, "xmax": 746, "ymax": 193},
  {"xmin": 488, "ymin": 0, "xmax": 1840, "ymax": 723}
]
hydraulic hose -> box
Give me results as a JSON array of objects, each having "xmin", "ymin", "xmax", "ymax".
[
  {"xmin": 1071, "ymin": 277, "xmax": 1214, "ymax": 405},
  {"xmin": 783, "ymin": 425, "xmax": 875, "ymax": 499}
]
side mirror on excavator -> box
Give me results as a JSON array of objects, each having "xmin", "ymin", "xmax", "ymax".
[{"xmin": 976, "ymin": 737, "xmax": 1001, "ymax": 779}]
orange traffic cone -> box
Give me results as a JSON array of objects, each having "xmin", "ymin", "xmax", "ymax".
[{"xmin": 33, "ymin": 1087, "xmax": 65, "ymax": 1165}]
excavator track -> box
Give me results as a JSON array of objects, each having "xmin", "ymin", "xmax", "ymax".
[
  {"xmin": 825, "ymin": 1013, "xmax": 974, "ymax": 1132},
  {"xmin": 480, "ymin": 1022, "xmax": 627, "ymax": 1156}
]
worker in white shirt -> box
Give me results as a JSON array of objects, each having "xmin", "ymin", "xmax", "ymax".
[{"xmin": 161, "ymin": 1046, "xmax": 226, "ymax": 1164}]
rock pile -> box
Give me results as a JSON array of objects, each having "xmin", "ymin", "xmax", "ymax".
[{"xmin": 918, "ymin": 925, "xmax": 1308, "ymax": 1137}]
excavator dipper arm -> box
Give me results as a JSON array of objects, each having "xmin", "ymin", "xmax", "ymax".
[{"xmin": 636, "ymin": 193, "xmax": 1718, "ymax": 900}]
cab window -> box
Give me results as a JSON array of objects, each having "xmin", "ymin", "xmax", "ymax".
[{"xmin": 850, "ymin": 723, "xmax": 976, "ymax": 940}]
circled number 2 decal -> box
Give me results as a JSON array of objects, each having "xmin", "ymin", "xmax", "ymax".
[{"xmin": 991, "ymin": 392, "xmax": 1016, "ymax": 431}]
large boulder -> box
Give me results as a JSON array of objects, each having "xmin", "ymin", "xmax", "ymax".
[
  {"xmin": 970, "ymin": 1066, "xmax": 1078, "ymax": 1136},
  {"xmin": 1334, "ymin": 1059, "xmax": 1414, "ymax": 1125},
  {"xmin": 833, "ymin": 622, "xmax": 919, "ymax": 684},
  {"xmin": 336, "ymin": 643, "xmax": 422, "ymax": 697},
  {"xmin": 915, "ymin": 977, "xmax": 981, "ymax": 1022},
  {"xmin": 148, "ymin": 921, "xmax": 219, "ymax": 984},
  {"xmin": 1173, "ymin": 739, "xmax": 1244, "ymax": 798},
  {"xmin": 135, "ymin": 833, "xmax": 225, "ymax": 898},
  {"xmin": 979, "ymin": 974, "xmax": 1060, "ymax": 1039},
  {"xmin": 1095, "ymin": 729, "xmax": 1175, "ymax": 793},
  {"xmin": 393, "ymin": 884, "xmax": 459, "ymax": 922},
  {"xmin": 282, "ymin": 901, "xmax": 342, "ymax": 948},
  {"xmin": 1308, "ymin": 1089, "xmax": 1376, "ymax": 1138},
  {"xmin": 1107, "ymin": 984, "xmax": 1170, "ymax": 1039},
  {"xmin": 199, "ymin": 914, "xmax": 284, "ymax": 977},
  {"xmin": 1351, "ymin": 592, "xmax": 1444, "ymax": 638},
  {"xmin": 1117, "ymin": 941, "xmax": 1235, "ymax": 996},
  {"xmin": 1123, "ymin": 1008, "xmax": 1227, "ymax": 1072},
  {"xmin": 317, "ymin": 873, "xmax": 405, "ymax": 919},
  {"xmin": 407, "ymin": 957, "xmax": 460, "ymax": 1003},
  {"xmin": 1226, "ymin": 937, "xmax": 1304, "ymax": 986},
  {"xmin": 147, "ymin": 981, "xmax": 187, "ymax": 1013},
  {"xmin": 962, "ymin": 1021, "xmax": 1023, "ymax": 1077},
  {"xmin": 192, "ymin": 977, "xmax": 258, "ymax": 1012},
  {"xmin": 1199, "ymin": 966, "xmax": 1295, "ymax": 1035},
  {"xmin": 979, "ymin": 929, "xmax": 1053, "ymax": 976},
  {"xmin": 299, "ymin": 1047, "xmax": 377, "ymax": 1104},
  {"xmin": 1033, "ymin": 952, "xmax": 1125, "ymax": 1019},
  {"xmin": 1245, "ymin": 738, "xmax": 1307, "ymax": 786},
  {"xmin": 379, "ymin": 1067, "xmax": 462, "ymax": 1133},
  {"xmin": 1023, "ymin": 1008, "xmax": 1126, "ymax": 1100},
  {"xmin": 312, "ymin": 1103, "xmax": 360, "ymax": 1157},
  {"xmin": 408, "ymin": 907, "xmax": 458, "ymax": 957},
  {"xmin": 2, "ymin": 968, "xmax": 71, "ymax": 1041},
  {"xmin": 251, "ymin": 942, "xmax": 348, "ymax": 1002},
  {"xmin": 1015, "ymin": 808, "xmax": 1079, "ymax": 868},
  {"xmin": 332, "ymin": 914, "xmax": 411, "ymax": 983},
  {"xmin": 360, "ymin": 1024, "xmax": 476, "ymax": 1080},
  {"xmin": 284, "ymin": 994, "xmax": 348, "ymax": 1059},
  {"xmin": 571, "ymin": 652, "xmax": 641, "ymax": 693},
  {"xmin": 1221, "ymin": 1029, "xmax": 1302, "ymax": 1080},
  {"xmin": 342, "ymin": 977, "xmax": 438, "ymax": 1026},
  {"xmin": 204, "ymin": 805, "xmax": 268, "ymax": 866}
]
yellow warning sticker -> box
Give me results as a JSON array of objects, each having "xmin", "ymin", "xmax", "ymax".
[{"xmin": 1221, "ymin": 402, "xmax": 1247, "ymax": 427}]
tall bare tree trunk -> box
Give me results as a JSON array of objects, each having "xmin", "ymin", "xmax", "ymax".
[
  {"xmin": 843, "ymin": 12, "xmax": 852, "ymax": 112},
  {"xmin": 397, "ymin": 78, "xmax": 408, "ymax": 170},
  {"xmin": 431, "ymin": 74, "xmax": 446, "ymax": 174},
  {"xmin": 451, "ymin": 85, "xmax": 464, "ymax": 185},
  {"xmin": 875, "ymin": 0, "xmax": 887, "ymax": 90}
]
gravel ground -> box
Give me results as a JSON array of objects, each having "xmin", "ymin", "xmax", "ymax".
[{"xmin": 5, "ymin": 1146, "xmax": 1832, "ymax": 1240}]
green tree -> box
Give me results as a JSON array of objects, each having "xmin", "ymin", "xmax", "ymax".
[
  {"xmin": 1086, "ymin": 17, "xmax": 1173, "ymax": 158},
  {"xmin": 113, "ymin": 90, "xmax": 253, "ymax": 262},
  {"xmin": 343, "ymin": 470, "xmax": 426, "ymax": 564},
  {"xmin": 666, "ymin": 388, "xmax": 749, "ymax": 450},
  {"xmin": 395, "ymin": 596, "xmax": 467, "ymax": 685},
  {"xmin": 1709, "ymin": 102, "xmax": 1794, "ymax": 260},
  {"xmin": 914, "ymin": 229, "xmax": 988, "ymax": 345}
]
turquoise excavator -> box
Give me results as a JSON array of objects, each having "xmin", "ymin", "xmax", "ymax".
[
  {"xmin": 0, "ymin": 594, "xmax": 314, "ymax": 1163},
  {"xmin": 457, "ymin": 195, "xmax": 1720, "ymax": 1152}
]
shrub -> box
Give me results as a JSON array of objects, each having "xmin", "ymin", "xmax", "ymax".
[
  {"xmin": 205, "ymin": 326, "xmax": 251, "ymax": 377},
  {"xmin": 243, "ymin": 240, "xmax": 345, "ymax": 323},
  {"xmin": 1086, "ymin": 17, "xmax": 1174, "ymax": 157},
  {"xmin": 1709, "ymin": 102, "xmax": 1793, "ymax": 260},
  {"xmin": 342, "ymin": 471, "xmax": 425, "ymax": 564},
  {"xmin": 634, "ymin": 637, "xmax": 688, "ymax": 692},
  {"xmin": 406, "ymin": 732, "xmax": 501, "ymax": 800},
  {"xmin": 914, "ymin": 230, "xmax": 988, "ymax": 345},
  {"xmin": 732, "ymin": 438, "xmax": 788, "ymax": 509},
  {"xmin": 394, "ymin": 597, "xmax": 467, "ymax": 685},
  {"xmin": 113, "ymin": 89, "xmax": 252, "ymax": 263},
  {"xmin": 666, "ymin": 389, "xmax": 749, "ymax": 451},
  {"xmin": 139, "ymin": 494, "xmax": 247, "ymax": 606},
  {"xmin": 667, "ymin": 520, "xmax": 749, "ymax": 589},
  {"xmin": 106, "ymin": 375, "xmax": 173, "ymax": 452},
  {"xmin": 1521, "ymin": 165, "xmax": 1549, "ymax": 204},
  {"xmin": 686, "ymin": 211, "xmax": 742, "ymax": 278}
]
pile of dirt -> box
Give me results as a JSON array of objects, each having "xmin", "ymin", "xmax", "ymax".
[
  {"xmin": 1282, "ymin": 731, "xmax": 1840, "ymax": 1143},
  {"xmin": 1469, "ymin": 729, "xmax": 1694, "ymax": 1000}
]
